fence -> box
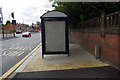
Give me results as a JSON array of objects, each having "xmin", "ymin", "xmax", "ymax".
[
  {"xmin": 71, "ymin": 11, "xmax": 120, "ymax": 34},
  {"xmin": 83, "ymin": 17, "xmax": 100, "ymax": 28},
  {"xmin": 106, "ymin": 11, "xmax": 120, "ymax": 27}
]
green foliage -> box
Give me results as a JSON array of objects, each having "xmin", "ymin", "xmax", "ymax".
[
  {"xmin": 36, "ymin": 21, "xmax": 41, "ymax": 26},
  {"xmin": 11, "ymin": 28, "xmax": 16, "ymax": 32},
  {"xmin": 51, "ymin": 1, "xmax": 120, "ymax": 24},
  {"xmin": 25, "ymin": 25, "xmax": 29, "ymax": 29},
  {"xmin": 6, "ymin": 20, "xmax": 10, "ymax": 25}
]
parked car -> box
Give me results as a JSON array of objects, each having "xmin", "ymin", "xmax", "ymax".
[
  {"xmin": 22, "ymin": 32, "xmax": 31, "ymax": 37},
  {"xmin": 16, "ymin": 30, "xmax": 22, "ymax": 34}
]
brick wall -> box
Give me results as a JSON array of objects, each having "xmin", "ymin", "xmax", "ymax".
[
  {"xmin": 71, "ymin": 32, "xmax": 120, "ymax": 69},
  {"xmin": 16, "ymin": 24, "xmax": 25, "ymax": 30},
  {"xmin": 3, "ymin": 23, "xmax": 16, "ymax": 32},
  {"xmin": 3, "ymin": 23, "xmax": 16, "ymax": 39}
]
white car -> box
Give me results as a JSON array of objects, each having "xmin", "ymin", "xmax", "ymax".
[{"xmin": 22, "ymin": 32, "xmax": 31, "ymax": 37}]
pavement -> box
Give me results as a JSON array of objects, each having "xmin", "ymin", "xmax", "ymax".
[
  {"xmin": 6, "ymin": 43, "xmax": 120, "ymax": 79},
  {"xmin": 0, "ymin": 34, "xmax": 3, "ymax": 41}
]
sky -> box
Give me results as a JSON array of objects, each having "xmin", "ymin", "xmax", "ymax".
[{"xmin": 0, "ymin": 0, "xmax": 54, "ymax": 25}]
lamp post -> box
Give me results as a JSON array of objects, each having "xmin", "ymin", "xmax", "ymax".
[
  {"xmin": 2, "ymin": 24, "xmax": 4, "ymax": 39},
  {"xmin": 0, "ymin": 7, "xmax": 4, "ymax": 39}
]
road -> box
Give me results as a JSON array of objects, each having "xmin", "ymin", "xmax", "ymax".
[{"xmin": 0, "ymin": 32, "xmax": 41, "ymax": 76}]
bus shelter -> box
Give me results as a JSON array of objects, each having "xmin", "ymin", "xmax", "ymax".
[{"xmin": 40, "ymin": 10, "xmax": 69, "ymax": 58}]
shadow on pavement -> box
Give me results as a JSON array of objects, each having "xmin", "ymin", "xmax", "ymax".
[{"xmin": 5, "ymin": 66, "xmax": 120, "ymax": 80}]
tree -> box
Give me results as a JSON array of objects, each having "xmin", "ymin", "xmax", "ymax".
[
  {"xmin": 6, "ymin": 20, "xmax": 10, "ymax": 25},
  {"xmin": 36, "ymin": 21, "xmax": 41, "ymax": 26},
  {"xmin": 50, "ymin": 1, "xmax": 120, "ymax": 25}
]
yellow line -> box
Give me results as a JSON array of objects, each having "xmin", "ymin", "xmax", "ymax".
[
  {"xmin": 22, "ymin": 48, "xmax": 26, "ymax": 50},
  {"xmin": 18, "ymin": 52, "xmax": 24, "ymax": 56},
  {"xmin": 1, "ymin": 43, "xmax": 42, "ymax": 79},
  {"xmin": 12, "ymin": 51, "xmax": 18, "ymax": 56},
  {"xmin": 8, "ymin": 51, "xmax": 15, "ymax": 56},
  {"xmin": 19, "ymin": 47, "xmax": 24, "ymax": 50},
  {"xmin": 14, "ymin": 47, "xmax": 19, "ymax": 50},
  {"xmin": 4, "ymin": 51, "xmax": 11, "ymax": 56},
  {"xmin": 3, "ymin": 52, "xmax": 6, "ymax": 56}
]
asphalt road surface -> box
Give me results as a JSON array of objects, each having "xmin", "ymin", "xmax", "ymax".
[{"xmin": 0, "ymin": 32, "xmax": 41, "ymax": 76}]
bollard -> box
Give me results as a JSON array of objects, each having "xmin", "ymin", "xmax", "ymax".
[{"xmin": 95, "ymin": 44, "xmax": 101, "ymax": 59}]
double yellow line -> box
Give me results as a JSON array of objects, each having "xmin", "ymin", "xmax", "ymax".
[{"xmin": 1, "ymin": 43, "xmax": 42, "ymax": 80}]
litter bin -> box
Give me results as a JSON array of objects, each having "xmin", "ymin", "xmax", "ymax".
[{"xmin": 40, "ymin": 11, "xmax": 69, "ymax": 58}]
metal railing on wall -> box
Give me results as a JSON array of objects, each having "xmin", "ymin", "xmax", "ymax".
[
  {"xmin": 106, "ymin": 11, "xmax": 120, "ymax": 27},
  {"xmin": 70, "ymin": 10, "xmax": 120, "ymax": 35}
]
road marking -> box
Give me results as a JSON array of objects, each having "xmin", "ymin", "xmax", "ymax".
[
  {"xmin": 3, "ymin": 51, "xmax": 21, "ymax": 56},
  {"xmin": 3, "ymin": 52, "xmax": 6, "ymax": 56},
  {"xmin": 8, "ymin": 52, "xmax": 13, "ymax": 56},
  {"xmin": 2, "ymin": 46, "xmax": 34, "ymax": 56},
  {"xmin": 19, "ymin": 47, "xmax": 24, "ymax": 50},
  {"xmin": 12, "ymin": 51, "xmax": 19, "ymax": 56},
  {"xmin": 8, "ymin": 51, "xmax": 15, "ymax": 56},
  {"xmin": 4, "ymin": 51, "xmax": 9, "ymax": 56},
  {"xmin": 11, "ymin": 51, "xmax": 19, "ymax": 56},
  {"xmin": 9, "ymin": 48, "xmax": 12, "ymax": 50},
  {"xmin": 6, "ymin": 51, "xmax": 13, "ymax": 56},
  {"xmin": 3, "ymin": 51, "xmax": 10, "ymax": 56},
  {"xmin": 14, "ymin": 47, "xmax": 19, "ymax": 50},
  {"xmin": 9, "ymin": 47, "xmax": 14, "ymax": 50},
  {"xmin": 18, "ymin": 52, "xmax": 24, "ymax": 56},
  {"xmin": 22, "ymin": 48, "xmax": 26, "ymax": 50},
  {"xmin": 29, "ymin": 47, "xmax": 32, "ymax": 50},
  {"xmin": 10, "ymin": 47, "xmax": 14, "ymax": 50},
  {"xmin": 0, "ymin": 43, "xmax": 42, "ymax": 79}
]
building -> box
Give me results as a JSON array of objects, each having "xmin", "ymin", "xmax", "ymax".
[
  {"xmin": 3, "ymin": 23, "xmax": 16, "ymax": 33},
  {"xmin": 16, "ymin": 23, "xmax": 25, "ymax": 30}
]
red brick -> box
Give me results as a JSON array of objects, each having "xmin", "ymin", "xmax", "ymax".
[{"xmin": 71, "ymin": 32, "xmax": 119, "ymax": 69}]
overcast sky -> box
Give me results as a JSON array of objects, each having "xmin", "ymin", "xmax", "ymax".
[{"xmin": 0, "ymin": 0, "xmax": 54, "ymax": 25}]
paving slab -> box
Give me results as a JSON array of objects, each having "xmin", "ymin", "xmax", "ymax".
[
  {"xmin": 7, "ymin": 43, "xmax": 120, "ymax": 80},
  {"xmin": 22, "ymin": 43, "xmax": 108, "ymax": 72}
]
